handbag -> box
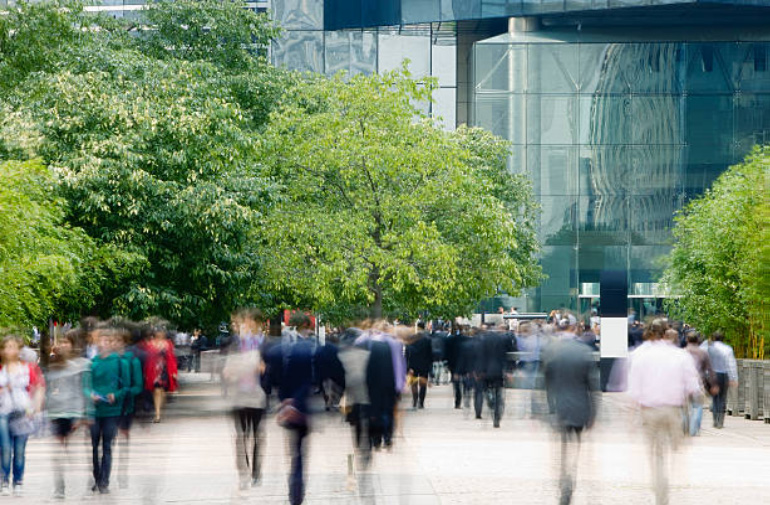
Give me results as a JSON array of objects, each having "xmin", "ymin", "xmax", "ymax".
[
  {"xmin": 275, "ymin": 400, "xmax": 307, "ymax": 429},
  {"xmin": 8, "ymin": 411, "xmax": 36, "ymax": 437}
]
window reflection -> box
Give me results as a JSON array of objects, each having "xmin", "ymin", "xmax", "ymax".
[{"xmin": 474, "ymin": 33, "xmax": 770, "ymax": 310}]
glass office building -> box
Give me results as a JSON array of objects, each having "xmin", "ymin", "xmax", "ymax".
[{"xmin": 63, "ymin": 0, "xmax": 770, "ymax": 316}]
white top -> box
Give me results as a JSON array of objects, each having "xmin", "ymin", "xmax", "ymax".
[
  {"xmin": 222, "ymin": 350, "xmax": 266, "ymax": 409},
  {"xmin": 627, "ymin": 340, "xmax": 702, "ymax": 408},
  {"xmin": 0, "ymin": 364, "xmax": 34, "ymax": 415}
]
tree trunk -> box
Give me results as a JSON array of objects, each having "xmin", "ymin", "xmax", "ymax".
[
  {"xmin": 269, "ymin": 310, "xmax": 284, "ymax": 337},
  {"xmin": 369, "ymin": 267, "xmax": 383, "ymax": 320}
]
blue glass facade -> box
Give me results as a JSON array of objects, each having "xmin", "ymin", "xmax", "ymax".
[
  {"xmin": 323, "ymin": 0, "xmax": 770, "ymax": 29},
  {"xmin": 474, "ymin": 28, "xmax": 770, "ymax": 312}
]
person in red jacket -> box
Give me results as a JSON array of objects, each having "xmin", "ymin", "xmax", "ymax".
[{"xmin": 141, "ymin": 325, "xmax": 177, "ymax": 423}]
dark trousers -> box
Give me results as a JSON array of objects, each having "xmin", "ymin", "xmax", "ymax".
[
  {"xmin": 559, "ymin": 426, "xmax": 583, "ymax": 505},
  {"xmin": 369, "ymin": 411, "xmax": 394, "ymax": 449},
  {"xmin": 453, "ymin": 377, "xmax": 462, "ymax": 408},
  {"xmin": 287, "ymin": 425, "xmax": 308, "ymax": 505},
  {"xmin": 474, "ymin": 378, "xmax": 503, "ymax": 426},
  {"xmin": 712, "ymin": 372, "xmax": 729, "ymax": 428},
  {"xmin": 234, "ymin": 408, "xmax": 264, "ymax": 483},
  {"xmin": 91, "ymin": 416, "xmax": 118, "ymax": 490}
]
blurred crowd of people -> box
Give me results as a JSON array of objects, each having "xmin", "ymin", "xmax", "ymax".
[
  {"xmin": 0, "ymin": 317, "xmax": 179, "ymax": 498},
  {"xmin": 0, "ymin": 306, "xmax": 740, "ymax": 504}
]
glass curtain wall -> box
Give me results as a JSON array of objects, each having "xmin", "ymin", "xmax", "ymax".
[
  {"xmin": 474, "ymin": 30, "xmax": 770, "ymax": 313},
  {"xmin": 273, "ymin": 1, "xmax": 458, "ymax": 129}
]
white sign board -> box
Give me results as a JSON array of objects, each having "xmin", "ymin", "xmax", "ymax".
[{"xmin": 600, "ymin": 317, "xmax": 629, "ymax": 358}]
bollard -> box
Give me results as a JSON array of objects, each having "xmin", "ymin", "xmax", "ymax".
[
  {"xmin": 732, "ymin": 361, "xmax": 746, "ymax": 417},
  {"xmin": 746, "ymin": 361, "xmax": 760, "ymax": 420},
  {"xmin": 762, "ymin": 361, "xmax": 770, "ymax": 424}
]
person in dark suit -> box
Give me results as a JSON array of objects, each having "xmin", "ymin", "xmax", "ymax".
[
  {"xmin": 406, "ymin": 323, "xmax": 433, "ymax": 409},
  {"xmin": 543, "ymin": 327, "xmax": 599, "ymax": 505},
  {"xmin": 445, "ymin": 326, "xmax": 469, "ymax": 409},
  {"xmin": 475, "ymin": 325, "xmax": 516, "ymax": 428},
  {"xmin": 265, "ymin": 313, "xmax": 315, "ymax": 505}
]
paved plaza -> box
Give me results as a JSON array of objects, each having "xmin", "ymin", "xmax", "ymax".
[{"xmin": 19, "ymin": 373, "xmax": 770, "ymax": 504}]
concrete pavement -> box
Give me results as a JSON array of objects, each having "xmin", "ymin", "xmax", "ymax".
[{"xmin": 16, "ymin": 373, "xmax": 770, "ymax": 504}]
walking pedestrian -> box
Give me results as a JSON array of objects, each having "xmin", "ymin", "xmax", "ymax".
[
  {"xmin": 445, "ymin": 326, "xmax": 470, "ymax": 409},
  {"xmin": 222, "ymin": 323, "xmax": 267, "ymax": 490},
  {"xmin": 406, "ymin": 323, "xmax": 432, "ymax": 409},
  {"xmin": 684, "ymin": 331, "xmax": 716, "ymax": 436},
  {"xmin": 88, "ymin": 329, "xmax": 130, "ymax": 494},
  {"xmin": 475, "ymin": 325, "xmax": 515, "ymax": 428},
  {"xmin": 338, "ymin": 327, "xmax": 372, "ymax": 467},
  {"xmin": 627, "ymin": 319, "xmax": 701, "ymax": 505},
  {"xmin": 114, "ymin": 328, "xmax": 143, "ymax": 489},
  {"xmin": 703, "ymin": 331, "xmax": 738, "ymax": 429},
  {"xmin": 266, "ymin": 313, "xmax": 315, "ymax": 505},
  {"xmin": 543, "ymin": 326, "xmax": 599, "ymax": 505},
  {"xmin": 46, "ymin": 330, "xmax": 90, "ymax": 500},
  {"xmin": 0, "ymin": 335, "xmax": 45, "ymax": 496},
  {"xmin": 141, "ymin": 323, "xmax": 178, "ymax": 423}
]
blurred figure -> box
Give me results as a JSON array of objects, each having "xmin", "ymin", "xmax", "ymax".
[
  {"xmin": 475, "ymin": 325, "xmax": 515, "ymax": 428},
  {"xmin": 267, "ymin": 313, "xmax": 315, "ymax": 505},
  {"xmin": 88, "ymin": 329, "xmax": 130, "ymax": 494},
  {"xmin": 627, "ymin": 319, "xmax": 701, "ymax": 505},
  {"xmin": 356, "ymin": 322, "xmax": 404, "ymax": 449},
  {"xmin": 46, "ymin": 330, "xmax": 91, "ymax": 500},
  {"xmin": 222, "ymin": 315, "xmax": 266, "ymax": 490},
  {"xmin": 430, "ymin": 323, "xmax": 448, "ymax": 385},
  {"xmin": 190, "ymin": 329, "xmax": 208, "ymax": 373},
  {"xmin": 703, "ymin": 331, "xmax": 738, "ymax": 429},
  {"xmin": 515, "ymin": 322, "xmax": 543, "ymax": 418},
  {"xmin": 543, "ymin": 325, "xmax": 599, "ymax": 505},
  {"xmin": 338, "ymin": 327, "xmax": 371, "ymax": 467},
  {"xmin": 0, "ymin": 335, "xmax": 45, "ymax": 497},
  {"xmin": 684, "ymin": 331, "xmax": 716, "ymax": 436},
  {"xmin": 142, "ymin": 323, "xmax": 178, "ymax": 423},
  {"xmin": 315, "ymin": 333, "xmax": 345, "ymax": 412},
  {"xmin": 114, "ymin": 328, "xmax": 143, "ymax": 489},
  {"xmin": 406, "ymin": 322, "xmax": 432, "ymax": 409},
  {"xmin": 457, "ymin": 329, "xmax": 478, "ymax": 411},
  {"xmin": 445, "ymin": 326, "xmax": 469, "ymax": 409}
]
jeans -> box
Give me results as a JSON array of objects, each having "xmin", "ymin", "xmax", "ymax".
[
  {"xmin": 91, "ymin": 416, "xmax": 119, "ymax": 490},
  {"xmin": 287, "ymin": 425, "xmax": 308, "ymax": 505},
  {"xmin": 689, "ymin": 399, "xmax": 703, "ymax": 436},
  {"xmin": 0, "ymin": 415, "xmax": 27, "ymax": 485}
]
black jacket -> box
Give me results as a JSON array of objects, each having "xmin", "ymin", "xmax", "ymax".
[
  {"xmin": 479, "ymin": 331, "xmax": 515, "ymax": 379},
  {"xmin": 406, "ymin": 333, "xmax": 433, "ymax": 376}
]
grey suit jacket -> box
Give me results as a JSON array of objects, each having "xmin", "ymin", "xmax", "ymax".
[{"xmin": 543, "ymin": 337, "xmax": 599, "ymax": 429}]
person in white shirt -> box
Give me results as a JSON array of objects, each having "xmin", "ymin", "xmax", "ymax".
[
  {"xmin": 627, "ymin": 319, "xmax": 702, "ymax": 505},
  {"xmin": 222, "ymin": 313, "xmax": 267, "ymax": 491},
  {"xmin": 702, "ymin": 331, "xmax": 738, "ymax": 429}
]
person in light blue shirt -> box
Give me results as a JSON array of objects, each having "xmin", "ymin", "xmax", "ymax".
[{"xmin": 703, "ymin": 331, "xmax": 738, "ymax": 429}]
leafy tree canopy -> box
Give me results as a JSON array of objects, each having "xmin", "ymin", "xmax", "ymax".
[
  {"xmin": 0, "ymin": 0, "xmax": 291, "ymax": 329},
  {"xmin": 259, "ymin": 68, "xmax": 541, "ymax": 323},
  {"xmin": 662, "ymin": 146, "xmax": 770, "ymax": 359},
  {"xmin": 0, "ymin": 160, "xmax": 138, "ymax": 328}
]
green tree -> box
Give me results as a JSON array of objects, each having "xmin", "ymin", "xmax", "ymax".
[
  {"xmin": 259, "ymin": 69, "xmax": 541, "ymax": 322},
  {"xmin": 662, "ymin": 146, "xmax": 770, "ymax": 359},
  {"xmin": 0, "ymin": 160, "xmax": 137, "ymax": 328},
  {"xmin": 0, "ymin": 1, "xmax": 290, "ymax": 328}
]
